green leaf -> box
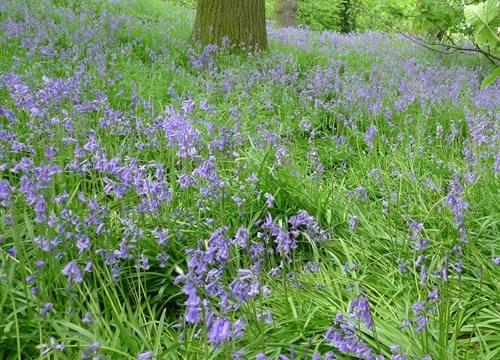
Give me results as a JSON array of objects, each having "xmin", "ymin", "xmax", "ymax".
[
  {"xmin": 464, "ymin": 0, "xmax": 500, "ymax": 53},
  {"xmin": 481, "ymin": 67, "xmax": 500, "ymax": 88}
]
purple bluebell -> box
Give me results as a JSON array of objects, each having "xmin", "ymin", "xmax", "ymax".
[
  {"xmin": 137, "ymin": 351, "xmax": 154, "ymax": 360},
  {"xmin": 88, "ymin": 341, "xmax": 100, "ymax": 352},
  {"xmin": 156, "ymin": 252, "xmax": 169, "ymax": 268},
  {"xmin": 81, "ymin": 312, "xmax": 93, "ymax": 324},
  {"xmin": 419, "ymin": 267, "xmax": 427, "ymax": 284},
  {"xmin": 364, "ymin": 125, "xmax": 377, "ymax": 149},
  {"xmin": 50, "ymin": 337, "xmax": 65, "ymax": 351},
  {"xmin": 264, "ymin": 192, "xmax": 274, "ymax": 208},
  {"xmin": 415, "ymin": 315, "xmax": 428, "ymax": 333},
  {"xmin": 208, "ymin": 317, "xmax": 232, "ymax": 345},
  {"xmin": 136, "ymin": 253, "xmax": 150, "ymax": 271},
  {"xmin": 7, "ymin": 247, "xmax": 17, "ymax": 257},
  {"xmin": 349, "ymin": 296, "xmax": 373, "ymax": 329},
  {"xmin": 234, "ymin": 226, "xmax": 249, "ymax": 247},
  {"xmin": 409, "ymin": 221, "xmax": 424, "ymax": 237},
  {"xmin": 397, "ymin": 258, "xmax": 407, "ymax": 273},
  {"xmin": 415, "ymin": 238, "xmax": 430, "ymax": 251},
  {"xmin": 445, "ymin": 174, "xmax": 469, "ymax": 228},
  {"xmin": 61, "ymin": 261, "xmax": 83, "ymax": 283},
  {"xmin": 305, "ymin": 261, "xmax": 320, "ymax": 273},
  {"xmin": 347, "ymin": 214, "xmax": 358, "ymax": 231},
  {"xmin": 324, "ymin": 326, "xmax": 374, "ymax": 359},
  {"xmin": 26, "ymin": 275, "xmax": 36, "ymax": 285},
  {"xmin": 428, "ymin": 288, "xmax": 440, "ymax": 301},
  {"xmin": 183, "ymin": 282, "xmax": 200, "ymax": 324},
  {"xmin": 41, "ymin": 302, "xmax": 54, "ymax": 317},
  {"xmin": 0, "ymin": 180, "xmax": 12, "ymax": 207},
  {"xmin": 412, "ymin": 301, "xmax": 427, "ymax": 333},
  {"xmin": 323, "ymin": 352, "xmax": 335, "ymax": 360},
  {"xmin": 233, "ymin": 317, "xmax": 246, "ymax": 338},
  {"xmin": 84, "ymin": 261, "xmax": 93, "ymax": 273},
  {"xmin": 152, "ymin": 228, "xmax": 168, "ymax": 246}
]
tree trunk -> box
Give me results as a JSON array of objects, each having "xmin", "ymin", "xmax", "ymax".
[
  {"xmin": 192, "ymin": 0, "xmax": 267, "ymax": 51},
  {"xmin": 274, "ymin": 0, "xmax": 298, "ymax": 28}
]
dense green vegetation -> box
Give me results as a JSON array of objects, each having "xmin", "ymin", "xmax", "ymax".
[{"xmin": 0, "ymin": 0, "xmax": 499, "ymax": 359}]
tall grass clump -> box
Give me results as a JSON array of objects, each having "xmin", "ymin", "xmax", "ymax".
[{"xmin": 0, "ymin": 0, "xmax": 499, "ymax": 359}]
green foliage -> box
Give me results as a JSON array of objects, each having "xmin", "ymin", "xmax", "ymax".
[
  {"xmin": 297, "ymin": 0, "xmax": 341, "ymax": 31},
  {"xmin": 338, "ymin": 0, "xmax": 357, "ymax": 33},
  {"xmin": 464, "ymin": 0, "xmax": 500, "ymax": 55},
  {"xmin": 481, "ymin": 66, "xmax": 500, "ymax": 87},
  {"xmin": 269, "ymin": 0, "xmax": 416, "ymax": 33},
  {"xmin": 177, "ymin": 0, "xmax": 197, "ymax": 9},
  {"xmin": 342, "ymin": 0, "xmax": 409, "ymax": 32},
  {"xmin": 171, "ymin": 0, "xmax": 197, "ymax": 8},
  {"xmin": 265, "ymin": 0, "xmax": 275, "ymax": 17},
  {"xmin": 411, "ymin": 0, "xmax": 463, "ymax": 38},
  {"xmin": 1, "ymin": 0, "xmax": 499, "ymax": 359}
]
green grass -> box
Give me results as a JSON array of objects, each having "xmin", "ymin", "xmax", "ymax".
[{"xmin": 0, "ymin": 0, "xmax": 499, "ymax": 359}]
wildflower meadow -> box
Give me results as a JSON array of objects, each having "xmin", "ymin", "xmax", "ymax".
[{"xmin": 0, "ymin": 0, "xmax": 499, "ymax": 359}]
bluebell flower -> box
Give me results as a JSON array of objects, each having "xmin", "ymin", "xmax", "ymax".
[
  {"xmin": 0, "ymin": 180, "xmax": 12, "ymax": 207},
  {"xmin": 41, "ymin": 302, "xmax": 54, "ymax": 317},
  {"xmin": 61, "ymin": 261, "xmax": 83, "ymax": 283},
  {"xmin": 264, "ymin": 193, "xmax": 274, "ymax": 208},
  {"xmin": 208, "ymin": 317, "xmax": 232, "ymax": 345},
  {"xmin": 7, "ymin": 246, "xmax": 17, "ymax": 257},
  {"xmin": 137, "ymin": 351, "xmax": 154, "ymax": 360},
  {"xmin": 364, "ymin": 125, "xmax": 377, "ymax": 149},
  {"xmin": 349, "ymin": 296, "xmax": 373, "ymax": 329}
]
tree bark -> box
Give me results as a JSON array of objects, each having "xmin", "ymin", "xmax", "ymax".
[
  {"xmin": 274, "ymin": 0, "xmax": 298, "ymax": 28},
  {"xmin": 192, "ymin": 0, "xmax": 268, "ymax": 51}
]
